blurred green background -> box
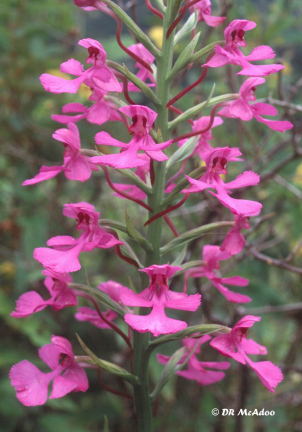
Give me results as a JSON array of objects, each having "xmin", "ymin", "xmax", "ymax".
[{"xmin": 1, "ymin": 0, "xmax": 302, "ymax": 431}]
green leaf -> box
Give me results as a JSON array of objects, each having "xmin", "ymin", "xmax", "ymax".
[
  {"xmin": 166, "ymin": 136, "xmax": 199, "ymax": 169},
  {"xmin": 148, "ymin": 324, "xmax": 230, "ymax": 350},
  {"xmin": 76, "ymin": 334, "xmax": 139, "ymax": 385},
  {"xmin": 160, "ymin": 221, "xmax": 234, "ymax": 254},
  {"xmin": 150, "ymin": 347, "xmax": 186, "ymax": 403},
  {"xmin": 103, "ymin": 416, "xmax": 110, "ymax": 432},
  {"xmin": 169, "ymin": 32, "xmax": 201, "ymax": 79},
  {"xmin": 107, "ymin": 61, "xmax": 159, "ymax": 106},
  {"xmin": 174, "ymin": 9, "xmax": 198, "ymax": 46},
  {"xmin": 168, "ymin": 91, "xmax": 240, "ymax": 130},
  {"xmin": 171, "ymin": 245, "xmax": 187, "ymax": 266},
  {"xmin": 124, "ymin": 208, "xmax": 153, "ymax": 252}
]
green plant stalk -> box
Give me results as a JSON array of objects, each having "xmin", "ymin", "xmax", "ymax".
[{"xmin": 131, "ymin": 4, "xmax": 178, "ymax": 431}]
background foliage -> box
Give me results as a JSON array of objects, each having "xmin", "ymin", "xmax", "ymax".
[{"xmin": 1, "ymin": 0, "xmax": 302, "ymax": 431}]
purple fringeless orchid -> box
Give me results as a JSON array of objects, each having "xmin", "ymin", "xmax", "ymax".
[
  {"xmin": 40, "ymin": 38, "xmax": 122, "ymax": 94},
  {"xmin": 119, "ymin": 264, "xmax": 201, "ymax": 337},
  {"xmin": 22, "ymin": 123, "xmax": 98, "ymax": 185},
  {"xmin": 185, "ymin": 245, "xmax": 251, "ymax": 303},
  {"xmin": 90, "ymin": 105, "xmax": 173, "ymax": 169},
  {"xmin": 183, "ymin": 146, "xmax": 262, "ymax": 216},
  {"xmin": 203, "ymin": 20, "xmax": 285, "ymax": 76},
  {"xmin": 11, "ymin": 270, "xmax": 76, "ymax": 318},
  {"xmin": 10, "ymin": 336, "xmax": 88, "ymax": 406},
  {"xmin": 218, "ymin": 77, "xmax": 293, "ymax": 132},
  {"xmin": 34, "ymin": 202, "xmax": 122, "ymax": 273},
  {"xmin": 210, "ymin": 316, "xmax": 283, "ymax": 392}
]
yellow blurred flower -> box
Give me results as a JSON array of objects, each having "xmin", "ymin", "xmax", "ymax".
[
  {"xmin": 149, "ymin": 26, "xmax": 163, "ymax": 49},
  {"xmin": 0, "ymin": 261, "xmax": 16, "ymax": 278},
  {"xmin": 293, "ymin": 162, "xmax": 302, "ymax": 188},
  {"xmin": 78, "ymin": 83, "xmax": 91, "ymax": 100}
]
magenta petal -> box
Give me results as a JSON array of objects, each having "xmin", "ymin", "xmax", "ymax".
[
  {"xmin": 92, "ymin": 67, "xmax": 122, "ymax": 92},
  {"xmin": 60, "ymin": 59, "xmax": 84, "ymax": 75},
  {"xmin": 244, "ymin": 357, "xmax": 283, "ymax": 393},
  {"xmin": 40, "ymin": 73, "xmax": 86, "ymax": 94},
  {"xmin": 120, "ymin": 286, "xmax": 152, "ymax": 308},
  {"xmin": 39, "ymin": 344, "xmax": 61, "ymax": 370},
  {"xmin": 64, "ymin": 154, "xmax": 92, "ymax": 182},
  {"xmin": 50, "ymin": 375, "xmax": 78, "ymax": 399},
  {"xmin": 22, "ymin": 165, "xmax": 64, "ymax": 185},
  {"xmin": 33, "ymin": 243, "xmax": 82, "ymax": 273},
  {"xmin": 125, "ymin": 307, "xmax": 187, "ymax": 337},
  {"xmin": 11, "ymin": 291, "xmax": 50, "ymax": 318},
  {"xmin": 241, "ymin": 338, "xmax": 267, "ymax": 355},
  {"xmin": 211, "ymin": 280, "xmax": 251, "ymax": 303},
  {"xmin": 165, "ymin": 292, "xmax": 201, "ymax": 311},
  {"xmin": 224, "ymin": 171, "xmax": 260, "ymax": 189},
  {"xmin": 203, "ymin": 52, "xmax": 230, "ymax": 68},
  {"xmin": 202, "ymin": 12, "xmax": 226, "ymax": 27},
  {"xmin": 95, "ymin": 131, "xmax": 128, "ymax": 148},
  {"xmin": 254, "ymin": 115, "xmax": 294, "ymax": 132},
  {"xmin": 211, "ymin": 187, "xmax": 262, "ymax": 216},
  {"xmin": 210, "ymin": 334, "xmax": 245, "ymax": 364},
  {"xmin": 229, "ymin": 98, "xmax": 254, "ymax": 121},
  {"xmin": 245, "ymin": 45, "xmax": 276, "ymax": 61},
  {"xmin": 9, "ymin": 360, "xmax": 51, "ymax": 406}
]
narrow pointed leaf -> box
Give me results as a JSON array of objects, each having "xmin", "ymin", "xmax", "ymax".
[
  {"xmin": 174, "ymin": 9, "xmax": 198, "ymax": 46},
  {"xmin": 169, "ymin": 32, "xmax": 201, "ymax": 79},
  {"xmin": 150, "ymin": 347, "xmax": 186, "ymax": 403},
  {"xmin": 160, "ymin": 221, "xmax": 234, "ymax": 254},
  {"xmin": 166, "ymin": 136, "xmax": 199, "ymax": 169},
  {"xmin": 148, "ymin": 324, "xmax": 230, "ymax": 350},
  {"xmin": 76, "ymin": 334, "xmax": 139, "ymax": 385}
]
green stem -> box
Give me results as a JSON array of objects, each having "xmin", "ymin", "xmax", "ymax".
[{"xmin": 131, "ymin": 4, "xmax": 178, "ymax": 432}]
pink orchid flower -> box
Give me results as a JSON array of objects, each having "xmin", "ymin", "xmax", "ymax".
[
  {"xmin": 179, "ymin": 115, "xmax": 223, "ymax": 158},
  {"xmin": 75, "ymin": 307, "xmax": 117, "ymax": 328},
  {"xmin": 183, "ymin": 146, "xmax": 262, "ymax": 216},
  {"xmin": 189, "ymin": 0, "xmax": 226, "ymax": 27},
  {"xmin": 40, "ymin": 38, "xmax": 121, "ymax": 94},
  {"xmin": 127, "ymin": 44, "xmax": 155, "ymax": 92},
  {"xmin": 218, "ymin": 77, "xmax": 293, "ymax": 132},
  {"xmin": 185, "ymin": 245, "xmax": 251, "ymax": 303},
  {"xmin": 90, "ymin": 105, "xmax": 173, "ymax": 169},
  {"xmin": 34, "ymin": 202, "xmax": 123, "ymax": 273},
  {"xmin": 10, "ymin": 336, "xmax": 88, "ymax": 406},
  {"xmin": 203, "ymin": 20, "xmax": 284, "ymax": 76},
  {"xmin": 11, "ymin": 270, "xmax": 76, "ymax": 318},
  {"xmin": 210, "ymin": 316, "xmax": 283, "ymax": 392},
  {"xmin": 221, "ymin": 214, "xmax": 251, "ymax": 256},
  {"xmin": 23, "ymin": 123, "xmax": 98, "ymax": 185},
  {"xmin": 52, "ymin": 86, "xmax": 121, "ymax": 125},
  {"xmin": 158, "ymin": 334, "xmax": 230, "ymax": 385},
  {"xmin": 119, "ymin": 264, "xmax": 201, "ymax": 337}
]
